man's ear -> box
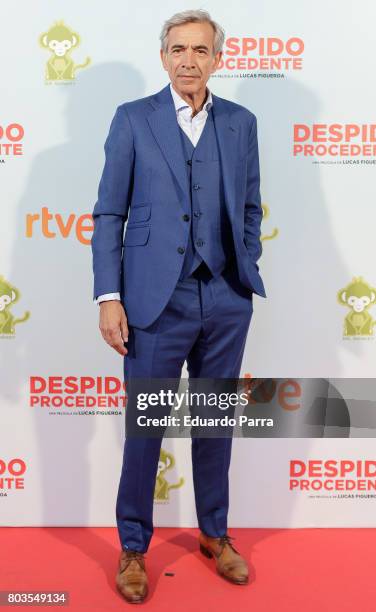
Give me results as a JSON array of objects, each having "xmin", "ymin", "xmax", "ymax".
[
  {"xmin": 211, "ymin": 50, "xmax": 222, "ymax": 73},
  {"xmin": 160, "ymin": 48, "xmax": 168, "ymax": 71}
]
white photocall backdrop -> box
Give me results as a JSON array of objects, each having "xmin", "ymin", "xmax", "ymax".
[{"xmin": 1, "ymin": 1, "xmax": 376, "ymax": 528}]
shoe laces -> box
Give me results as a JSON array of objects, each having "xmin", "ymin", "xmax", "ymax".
[
  {"xmin": 218, "ymin": 534, "xmax": 240, "ymax": 555},
  {"xmin": 121, "ymin": 550, "xmax": 146, "ymax": 571}
]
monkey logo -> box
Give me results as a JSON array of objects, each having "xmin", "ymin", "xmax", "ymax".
[
  {"xmin": 0, "ymin": 276, "xmax": 30, "ymax": 337},
  {"xmin": 261, "ymin": 203, "xmax": 278, "ymax": 243},
  {"xmin": 39, "ymin": 21, "xmax": 91, "ymax": 81},
  {"xmin": 337, "ymin": 277, "xmax": 376, "ymax": 337},
  {"xmin": 154, "ymin": 448, "xmax": 184, "ymax": 503}
]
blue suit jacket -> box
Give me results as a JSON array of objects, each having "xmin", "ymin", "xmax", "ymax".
[{"xmin": 91, "ymin": 83, "xmax": 266, "ymax": 329}]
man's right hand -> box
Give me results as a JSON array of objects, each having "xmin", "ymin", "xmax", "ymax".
[{"xmin": 98, "ymin": 301, "xmax": 128, "ymax": 356}]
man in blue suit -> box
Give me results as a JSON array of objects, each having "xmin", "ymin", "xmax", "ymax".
[{"xmin": 91, "ymin": 9, "xmax": 266, "ymax": 603}]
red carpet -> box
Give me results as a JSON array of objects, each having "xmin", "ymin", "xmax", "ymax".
[{"xmin": 0, "ymin": 527, "xmax": 375, "ymax": 610}]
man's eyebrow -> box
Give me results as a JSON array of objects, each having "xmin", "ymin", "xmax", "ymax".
[{"xmin": 170, "ymin": 44, "xmax": 209, "ymax": 50}]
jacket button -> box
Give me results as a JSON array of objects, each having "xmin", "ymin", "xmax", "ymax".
[
  {"xmin": 177, "ymin": 246, "xmax": 185, "ymax": 254},
  {"xmin": 187, "ymin": 160, "xmax": 192, "ymax": 166},
  {"xmin": 196, "ymin": 239, "xmax": 204, "ymax": 247},
  {"xmin": 182, "ymin": 214, "xmax": 190, "ymax": 222}
]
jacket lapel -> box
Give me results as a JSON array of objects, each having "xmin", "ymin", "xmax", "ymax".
[
  {"xmin": 211, "ymin": 94, "xmax": 238, "ymax": 221},
  {"xmin": 147, "ymin": 84, "xmax": 238, "ymax": 218},
  {"xmin": 147, "ymin": 85, "xmax": 190, "ymax": 212}
]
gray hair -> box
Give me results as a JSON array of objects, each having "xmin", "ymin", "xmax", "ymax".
[{"xmin": 160, "ymin": 9, "xmax": 225, "ymax": 55}]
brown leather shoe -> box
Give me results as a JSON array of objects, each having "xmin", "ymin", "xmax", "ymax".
[
  {"xmin": 199, "ymin": 532, "xmax": 249, "ymax": 584},
  {"xmin": 115, "ymin": 549, "xmax": 148, "ymax": 603}
]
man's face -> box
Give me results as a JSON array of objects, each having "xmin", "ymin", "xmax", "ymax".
[{"xmin": 160, "ymin": 21, "xmax": 222, "ymax": 96}]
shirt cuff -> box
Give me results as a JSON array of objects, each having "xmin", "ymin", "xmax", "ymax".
[{"xmin": 95, "ymin": 292, "xmax": 121, "ymax": 305}]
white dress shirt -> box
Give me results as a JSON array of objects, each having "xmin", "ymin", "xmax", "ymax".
[{"xmin": 96, "ymin": 82, "xmax": 213, "ymax": 305}]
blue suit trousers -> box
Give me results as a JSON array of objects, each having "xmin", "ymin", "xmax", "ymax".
[{"xmin": 116, "ymin": 262, "xmax": 253, "ymax": 552}]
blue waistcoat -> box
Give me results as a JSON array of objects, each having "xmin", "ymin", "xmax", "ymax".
[{"xmin": 178, "ymin": 107, "xmax": 236, "ymax": 281}]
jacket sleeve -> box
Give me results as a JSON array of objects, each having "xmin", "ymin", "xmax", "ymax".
[
  {"xmin": 243, "ymin": 114, "xmax": 263, "ymax": 269},
  {"xmin": 91, "ymin": 105, "xmax": 134, "ymax": 300}
]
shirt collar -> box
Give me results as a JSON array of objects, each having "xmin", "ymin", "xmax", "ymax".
[{"xmin": 169, "ymin": 82, "xmax": 213, "ymax": 115}]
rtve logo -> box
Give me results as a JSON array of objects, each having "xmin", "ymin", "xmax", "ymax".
[{"xmin": 26, "ymin": 207, "xmax": 94, "ymax": 245}]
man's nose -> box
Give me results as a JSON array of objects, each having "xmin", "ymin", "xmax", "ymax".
[{"xmin": 181, "ymin": 49, "xmax": 196, "ymax": 67}]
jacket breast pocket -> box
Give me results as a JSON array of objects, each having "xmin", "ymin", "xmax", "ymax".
[
  {"xmin": 127, "ymin": 203, "xmax": 151, "ymax": 224},
  {"xmin": 123, "ymin": 226, "xmax": 150, "ymax": 246}
]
